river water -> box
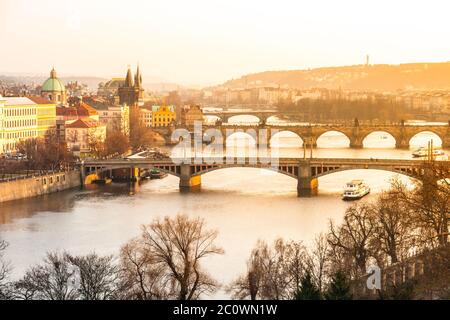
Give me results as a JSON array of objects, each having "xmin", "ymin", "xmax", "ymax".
[{"xmin": 0, "ymin": 125, "xmax": 448, "ymax": 299}]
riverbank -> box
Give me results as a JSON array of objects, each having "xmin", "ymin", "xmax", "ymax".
[{"xmin": 0, "ymin": 170, "xmax": 82, "ymax": 203}]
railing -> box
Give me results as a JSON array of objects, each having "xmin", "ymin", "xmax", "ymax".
[{"xmin": 0, "ymin": 168, "xmax": 79, "ymax": 183}]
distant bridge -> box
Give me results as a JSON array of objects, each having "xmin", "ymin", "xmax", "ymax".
[
  {"xmin": 81, "ymin": 157, "xmax": 450, "ymax": 197},
  {"xmin": 156, "ymin": 123, "xmax": 450, "ymax": 149}
]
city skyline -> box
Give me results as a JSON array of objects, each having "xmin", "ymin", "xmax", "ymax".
[{"xmin": 1, "ymin": 0, "xmax": 450, "ymax": 86}]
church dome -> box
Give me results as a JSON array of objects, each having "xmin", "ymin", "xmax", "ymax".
[{"xmin": 41, "ymin": 68, "xmax": 66, "ymax": 92}]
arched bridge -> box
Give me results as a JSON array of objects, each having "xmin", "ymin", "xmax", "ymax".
[
  {"xmin": 81, "ymin": 157, "xmax": 450, "ymax": 197},
  {"xmin": 157, "ymin": 123, "xmax": 450, "ymax": 149}
]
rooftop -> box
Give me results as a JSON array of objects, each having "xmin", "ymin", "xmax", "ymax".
[{"xmin": 65, "ymin": 118, "xmax": 104, "ymax": 129}]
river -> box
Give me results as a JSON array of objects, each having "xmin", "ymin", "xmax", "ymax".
[{"xmin": 0, "ymin": 127, "xmax": 448, "ymax": 299}]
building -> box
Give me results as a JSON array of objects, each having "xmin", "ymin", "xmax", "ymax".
[
  {"xmin": 152, "ymin": 105, "xmax": 176, "ymax": 127},
  {"xmin": 181, "ymin": 105, "xmax": 204, "ymax": 126},
  {"xmin": 118, "ymin": 66, "xmax": 144, "ymax": 107},
  {"xmin": 41, "ymin": 68, "xmax": 67, "ymax": 105},
  {"xmin": 140, "ymin": 106, "xmax": 153, "ymax": 128},
  {"xmin": 0, "ymin": 96, "xmax": 38, "ymax": 153},
  {"xmin": 65, "ymin": 118, "xmax": 106, "ymax": 157},
  {"xmin": 97, "ymin": 78, "xmax": 126, "ymax": 102},
  {"xmin": 56, "ymin": 102, "xmax": 100, "ymax": 140},
  {"xmin": 28, "ymin": 96, "xmax": 57, "ymax": 137}
]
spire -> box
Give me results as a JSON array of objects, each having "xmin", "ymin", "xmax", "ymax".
[
  {"xmin": 50, "ymin": 67, "xmax": 57, "ymax": 79},
  {"xmin": 125, "ymin": 65, "xmax": 134, "ymax": 87},
  {"xmin": 135, "ymin": 64, "xmax": 142, "ymax": 88}
]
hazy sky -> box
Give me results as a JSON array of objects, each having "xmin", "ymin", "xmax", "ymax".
[{"xmin": 1, "ymin": 0, "xmax": 450, "ymax": 85}]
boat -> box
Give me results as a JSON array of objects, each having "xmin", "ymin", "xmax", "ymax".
[
  {"xmin": 412, "ymin": 147, "xmax": 445, "ymax": 158},
  {"xmin": 92, "ymin": 178, "xmax": 112, "ymax": 185},
  {"xmin": 342, "ymin": 180, "xmax": 370, "ymax": 201},
  {"xmin": 150, "ymin": 169, "xmax": 168, "ymax": 179}
]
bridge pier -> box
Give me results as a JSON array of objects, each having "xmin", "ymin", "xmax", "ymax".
[
  {"xmin": 395, "ymin": 140, "xmax": 410, "ymax": 149},
  {"xmin": 179, "ymin": 164, "xmax": 202, "ymax": 192},
  {"xmin": 349, "ymin": 136, "xmax": 363, "ymax": 148},
  {"xmin": 297, "ymin": 160, "xmax": 318, "ymax": 197}
]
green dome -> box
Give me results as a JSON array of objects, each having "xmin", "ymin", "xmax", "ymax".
[{"xmin": 41, "ymin": 68, "xmax": 66, "ymax": 92}]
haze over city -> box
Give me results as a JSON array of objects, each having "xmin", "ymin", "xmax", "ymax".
[{"xmin": 1, "ymin": 0, "xmax": 450, "ymax": 85}]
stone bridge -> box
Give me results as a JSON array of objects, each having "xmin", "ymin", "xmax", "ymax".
[
  {"xmin": 157, "ymin": 123, "xmax": 450, "ymax": 149},
  {"xmin": 81, "ymin": 157, "xmax": 450, "ymax": 197},
  {"xmin": 202, "ymin": 109, "xmax": 279, "ymax": 123}
]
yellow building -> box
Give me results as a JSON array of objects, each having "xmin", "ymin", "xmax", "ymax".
[
  {"xmin": 152, "ymin": 105, "xmax": 176, "ymax": 127},
  {"xmin": 0, "ymin": 96, "xmax": 38, "ymax": 153},
  {"xmin": 28, "ymin": 96, "xmax": 57, "ymax": 137}
]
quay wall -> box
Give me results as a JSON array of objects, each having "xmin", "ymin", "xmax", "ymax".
[{"xmin": 0, "ymin": 171, "xmax": 82, "ymax": 203}]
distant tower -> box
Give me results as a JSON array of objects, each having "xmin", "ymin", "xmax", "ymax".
[
  {"xmin": 366, "ymin": 54, "xmax": 370, "ymax": 66},
  {"xmin": 118, "ymin": 65, "xmax": 144, "ymax": 106}
]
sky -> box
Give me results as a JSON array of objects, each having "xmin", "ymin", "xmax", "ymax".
[{"xmin": 1, "ymin": 0, "xmax": 450, "ymax": 86}]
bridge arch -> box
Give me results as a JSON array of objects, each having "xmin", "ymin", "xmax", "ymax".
[
  {"xmin": 362, "ymin": 131, "xmax": 397, "ymax": 148},
  {"xmin": 85, "ymin": 164, "xmax": 181, "ymax": 178},
  {"xmin": 408, "ymin": 130, "xmax": 443, "ymax": 147},
  {"xmin": 313, "ymin": 166, "xmax": 419, "ymax": 180},
  {"xmin": 270, "ymin": 130, "xmax": 304, "ymax": 148},
  {"xmin": 227, "ymin": 115, "xmax": 261, "ymax": 124},
  {"xmin": 191, "ymin": 165, "xmax": 299, "ymax": 180},
  {"xmin": 225, "ymin": 131, "xmax": 258, "ymax": 146},
  {"xmin": 316, "ymin": 130, "xmax": 351, "ymax": 148}
]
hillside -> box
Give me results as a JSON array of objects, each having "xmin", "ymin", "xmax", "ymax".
[{"xmin": 222, "ymin": 62, "xmax": 450, "ymax": 91}]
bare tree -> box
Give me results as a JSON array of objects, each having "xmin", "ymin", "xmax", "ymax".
[
  {"xmin": 119, "ymin": 238, "xmax": 174, "ymax": 300},
  {"xmin": 327, "ymin": 203, "xmax": 377, "ymax": 279},
  {"xmin": 371, "ymin": 184, "xmax": 416, "ymax": 266},
  {"xmin": 0, "ymin": 240, "xmax": 13, "ymax": 300},
  {"xmin": 66, "ymin": 253, "xmax": 120, "ymax": 300},
  {"xmin": 15, "ymin": 252, "xmax": 78, "ymax": 300},
  {"xmin": 227, "ymin": 246, "xmax": 262, "ymax": 300},
  {"xmin": 125, "ymin": 215, "xmax": 224, "ymax": 300},
  {"xmin": 391, "ymin": 162, "xmax": 449, "ymax": 247},
  {"xmin": 305, "ymin": 233, "xmax": 329, "ymax": 293},
  {"xmin": 228, "ymin": 239, "xmax": 308, "ymax": 300}
]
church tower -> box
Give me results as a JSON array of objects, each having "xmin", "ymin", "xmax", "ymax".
[{"xmin": 118, "ymin": 65, "xmax": 144, "ymax": 106}]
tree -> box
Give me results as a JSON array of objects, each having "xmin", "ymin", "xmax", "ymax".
[
  {"xmin": 327, "ymin": 203, "xmax": 377, "ymax": 278},
  {"xmin": 14, "ymin": 251, "xmax": 120, "ymax": 300},
  {"xmin": 305, "ymin": 233, "xmax": 329, "ymax": 294},
  {"xmin": 105, "ymin": 127, "xmax": 130, "ymax": 156},
  {"xmin": 371, "ymin": 185, "xmax": 415, "ymax": 266},
  {"xmin": 15, "ymin": 252, "xmax": 78, "ymax": 300},
  {"xmin": 391, "ymin": 162, "xmax": 449, "ymax": 247},
  {"xmin": 119, "ymin": 238, "xmax": 173, "ymax": 300},
  {"xmin": 66, "ymin": 253, "xmax": 120, "ymax": 300},
  {"xmin": 324, "ymin": 270, "xmax": 352, "ymax": 300},
  {"xmin": 294, "ymin": 271, "xmax": 321, "ymax": 300},
  {"xmin": 123, "ymin": 215, "xmax": 224, "ymax": 300},
  {"xmin": 0, "ymin": 240, "xmax": 13, "ymax": 300},
  {"xmin": 228, "ymin": 239, "xmax": 308, "ymax": 300},
  {"xmin": 227, "ymin": 245, "xmax": 262, "ymax": 300},
  {"xmin": 129, "ymin": 106, "xmax": 162, "ymax": 151},
  {"xmin": 16, "ymin": 129, "xmax": 73, "ymax": 171}
]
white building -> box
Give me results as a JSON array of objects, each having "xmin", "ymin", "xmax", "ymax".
[{"xmin": 0, "ymin": 96, "xmax": 38, "ymax": 153}]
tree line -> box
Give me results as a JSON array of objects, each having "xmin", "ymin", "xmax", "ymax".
[
  {"xmin": 0, "ymin": 162, "xmax": 448, "ymax": 300},
  {"xmin": 278, "ymin": 98, "xmax": 409, "ymax": 122}
]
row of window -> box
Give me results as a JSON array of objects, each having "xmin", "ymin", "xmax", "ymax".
[
  {"xmin": 4, "ymin": 108, "xmax": 36, "ymax": 117},
  {"xmin": 42, "ymin": 174, "xmax": 66, "ymax": 186},
  {"xmin": 3, "ymin": 130, "xmax": 37, "ymax": 140},
  {"xmin": 3, "ymin": 119, "xmax": 37, "ymax": 128}
]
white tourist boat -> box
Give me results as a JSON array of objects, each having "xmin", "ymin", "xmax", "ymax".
[
  {"xmin": 412, "ymin": 147, "xmax": 445, "ymax": 158},
  {"xmin": 342, "ymin": 180, "xmax": 370, "ymax": 201}
]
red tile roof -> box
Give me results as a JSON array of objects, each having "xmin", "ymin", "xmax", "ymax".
[
  {"xmin": 65, "ymin": 118, "xmax": 103, "ymax": 129},
  {"xmin": 76, "ymin": 102, "xmax": 98, "ymax": 116},
  {"xmin": 27, "ymin": 96, "xmax": 54, "ymax": 104}
]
